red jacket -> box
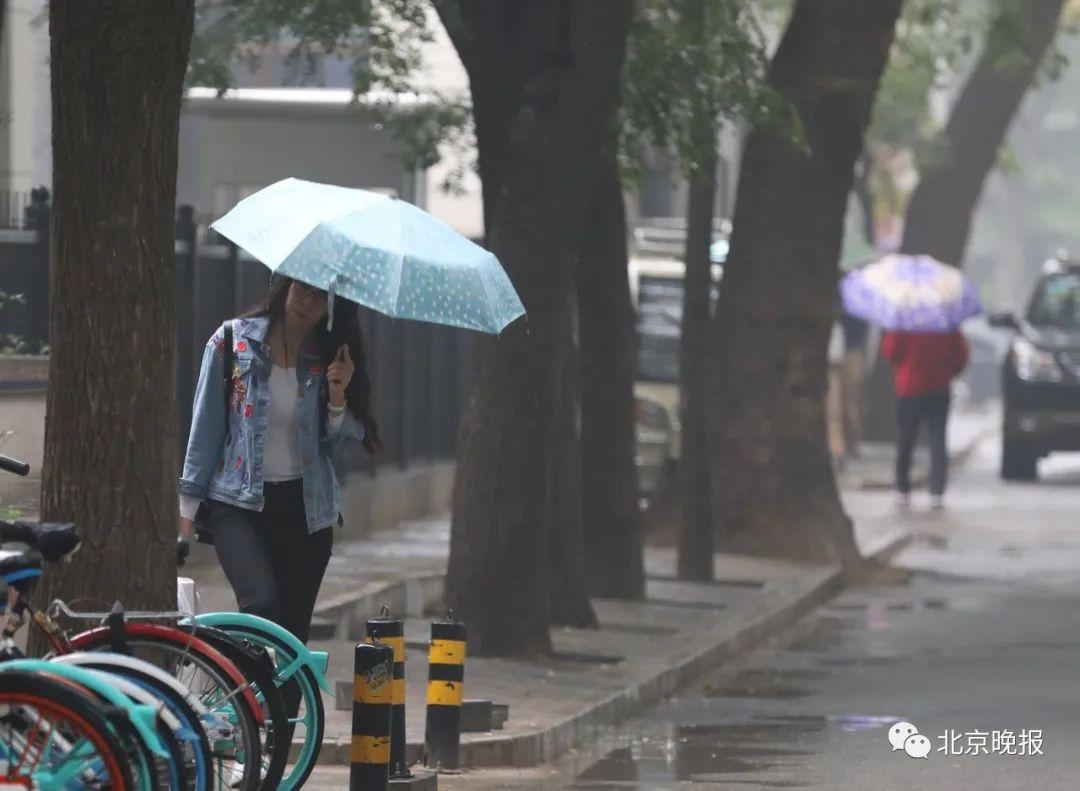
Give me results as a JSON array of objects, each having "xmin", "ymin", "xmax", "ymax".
[{"xmin": 881, "ymin": 330, "xmax": 969, "ymax": 398}]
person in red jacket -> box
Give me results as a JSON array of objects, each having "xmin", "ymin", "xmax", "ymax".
[{"xmin": 881, "ymin": 329, "xmax": 970, "ymax": 508}]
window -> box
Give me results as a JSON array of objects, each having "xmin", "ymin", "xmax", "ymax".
[
  {"xmin": 636, "ymin": 276, "xmax": 684, "ymax": 383},
  {"xmin": 1028, "ymin": 273, "xmax": 1080, "ymax": 328}
]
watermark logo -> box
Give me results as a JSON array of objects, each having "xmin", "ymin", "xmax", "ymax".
[
  {"xmin": 889, "ymin": 722, "xmax": 1044, "ymax": 758},
  {"xmin": 889, "ymin": 721, "xmax": 929, "ymax": 759}
]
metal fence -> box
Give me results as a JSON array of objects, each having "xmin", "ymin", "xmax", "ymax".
[{"xmin": 0, "ymin": 193, "xmax": 474, "ymax": 475}]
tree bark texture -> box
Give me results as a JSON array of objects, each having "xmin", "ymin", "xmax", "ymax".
[
  {"xmin": 900, "ymin": 0, "xmax": 1066, "ymax": 266},
  {"xmin": 437, "ymin": 0, "xmax": 633, "ymax": 656},
  {"xmin": 708, "ymin": 0, "xmax": 903, "ymax": 567},
  {"xmin": 35, "ymin": 0, "xmax": 195, "ymax": 640},
  {"xmin": 548, "ymin": 313, "xmax": 597, "ymax": 627},
  {"xmin": 578, "ymin": 141, "xmax": 645, "ymax": 600},
  {"xmin": 677, "ymin": 141, "xmax": 717, "ymax": 582}
]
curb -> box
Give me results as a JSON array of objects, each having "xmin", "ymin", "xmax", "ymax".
[
  {"xmin": 313, "ymin": 572, "xmax": 444, "ymax": 642},
  {"xmin": 302, "ymin": 531, "xmax": 911, "ymax": 768}
]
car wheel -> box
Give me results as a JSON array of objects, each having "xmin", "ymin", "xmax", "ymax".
[{"xmin": 1001, "ymin": 437, "xmax": 1038, "ymax": 481}]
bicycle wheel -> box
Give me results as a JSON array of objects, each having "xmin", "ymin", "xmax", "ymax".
[
  {"xmin": 0, "ymin": 669, "xmax": 136, "ymax": 789},
  {"xmin": 179, "ymin": 626, "xmax": 288, "ymax": 790},
  {"xmin": 53, "ymin": 652, "xmax": 214, "ymax": 791},
  {"xmin": 70, "ymin": 634, "xmax": 262, "ymax": 791},
  {"xmin": 98, "ymin": 674, "xmax": 182, "ymax": 791},
  {"xmin": 207, "ymin": 623, "xmax": 324, "ymax": 791}
]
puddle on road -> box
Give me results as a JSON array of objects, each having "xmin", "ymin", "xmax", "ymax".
[
  {"xmin": 704, "ymin": 669, "xmax": 827, "ymax": 699},
  {"xmin": 574, "ymin": 721, "xmax": 818, "ymax": 784},
  {"xmin": 571, "ymin": 715, "xmax": 890, "ymax": 786}
]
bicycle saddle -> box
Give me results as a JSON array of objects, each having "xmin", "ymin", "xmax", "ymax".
[{"xmin": 0, "ymin": 521, "xmax": 79, "ymax": 562}]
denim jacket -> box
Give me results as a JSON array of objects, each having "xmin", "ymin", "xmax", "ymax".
[{"xmin": 178, "ymin": 316, "xmax": 365, "ymax": 532}]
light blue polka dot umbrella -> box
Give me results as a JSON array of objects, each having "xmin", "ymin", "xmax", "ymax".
[{"xmin": 210, "ymin": 177, "xmax": 525, "ymax": 333}]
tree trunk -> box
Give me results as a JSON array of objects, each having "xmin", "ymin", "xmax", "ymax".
[
  {"xmin": 677, "ymin": 140, "xmax": 717, "ymax": 582},
  {"xmin": 438, "ymin": 0, "xmax": 633, "ymax": 656},
  {"xmin": 709, "ymin": 0, "xmax": 903, "ymax": 569},
  {"xmin": 578, "ymin": 139, "xmax": 645, "ymax": 600},
  {"xmin": 900, "ymin": 0, "xmax": 1066, "ymax": 266},
  {"xmin": 35, "ymin": 1, "xmax": 194, "ymax": 644},
  {"xmin": 549, "ymin": 313, "xmax": 598, "ymax": 626}
]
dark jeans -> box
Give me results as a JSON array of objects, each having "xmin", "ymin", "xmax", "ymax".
[
  {"xmin": 206, "ymin": 480, "xmax": 333, "ymax": 730},
  {"xmin": 896, "ymin": 390, "xmax": 950, "ymax": 496}
]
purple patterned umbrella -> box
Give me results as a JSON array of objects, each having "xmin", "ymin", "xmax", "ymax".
[{"xmin": 840, "ymin": 254, "xmax": 983, "ymax": 332}]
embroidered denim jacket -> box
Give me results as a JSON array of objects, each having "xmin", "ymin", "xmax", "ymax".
[{"xmin": 178, "ymin": 316, "xmax": 365, "ymax": 532}]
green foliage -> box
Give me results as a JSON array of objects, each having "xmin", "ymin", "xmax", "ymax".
[
  {"xmin": 869, "ymin": 0, "xmax": 983, "ymax": 155},
  {"xmin": 621, "ymin": 0, "xmax": 797, "ymax": 180},
  {"xmin": 0, "ymin": 506, "xmax": 23, "ymax": 521},
  {"xmin": 188, "ymin": 0, "xmax": 433, "ymax": 94},
  {"xmin": 0, "ymin": 292, "xmax": 45, "ymax": 355},
  {"xmin": 870, "ymin": 0, "xmax": 1073, "ymax": 177}
]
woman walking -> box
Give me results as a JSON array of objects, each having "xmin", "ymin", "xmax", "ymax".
[
  {"xmin": 882, "ymin": 329, "xmax": 968, "ymax": 509},
  {"xmin": 178, "ymin": 276, "xmax": 380, "ymax": 719}
]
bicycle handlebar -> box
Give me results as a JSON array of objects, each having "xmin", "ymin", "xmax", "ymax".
[{"xmin": 0, "ymin": 455, "xmax": 29, "ymax": 477}]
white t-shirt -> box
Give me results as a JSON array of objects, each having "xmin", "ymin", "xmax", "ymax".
[{"xmin": 263, "ymin": 364, "xmax": 303, "ymax": 481}]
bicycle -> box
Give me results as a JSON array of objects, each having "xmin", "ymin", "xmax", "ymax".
[
  {"xmin": 1, "ymin": 453, "xmax": 332, "ymax": 789},
  {"xmin": 0, "ymin": 527, "xmax": 263, "ymax": 791}
]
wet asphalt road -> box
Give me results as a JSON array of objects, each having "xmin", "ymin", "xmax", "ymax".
[{"xmin": 309, "ymin": 430, "xmax": 1080, "ymax": 789}]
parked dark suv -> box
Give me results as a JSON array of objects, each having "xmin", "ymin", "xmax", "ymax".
[{"xmin": 991, "ymin": 261, "xmax": 1080, "ymax": 480}]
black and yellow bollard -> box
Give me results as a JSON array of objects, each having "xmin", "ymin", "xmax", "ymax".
[
  {"xmin": 351, "ymin": 641, "xmax": 394, "ymax": 791},
  {"xmin": 366, "ymin": 614, "xmax": 410, "ymax": 778},
  {"xmin": 424, "ymin": 615, "xmax": 466, "ymax": 770}
]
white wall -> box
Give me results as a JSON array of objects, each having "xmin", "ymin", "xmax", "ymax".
[
  {"xmin": 177, "ymin": 96, "xmax": 419, "ymax": 224},
  {"xmin": 0, "ymin": 0, "xmax": 51, "ymax": 193}
]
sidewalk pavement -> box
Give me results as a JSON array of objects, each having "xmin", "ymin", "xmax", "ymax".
[{"xmin": 183, "ymin": 406, "xmax": 999, "ymax": 768}]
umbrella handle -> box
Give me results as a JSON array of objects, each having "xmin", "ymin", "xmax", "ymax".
[{"xmin": 327, "ymin": 274, "xmax": 343, "ymax": 331}]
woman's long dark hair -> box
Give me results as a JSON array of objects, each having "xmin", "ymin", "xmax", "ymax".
[{"xmin": 245, "ymin": 275, "xmax": 382, "ymax": 455}]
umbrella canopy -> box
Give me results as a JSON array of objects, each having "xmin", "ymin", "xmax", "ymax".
[
  {"xmin": 840, "ymin": 253, "xmax": 983, "ymax": 332},
  {"xmin": 210, "ymin": 177, "xmax": 525, "ymax": 334}
]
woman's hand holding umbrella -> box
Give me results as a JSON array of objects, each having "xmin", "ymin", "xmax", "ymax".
[{"xmin": 327, "ymin": 344, "xmax": 354, "ymax": 408}]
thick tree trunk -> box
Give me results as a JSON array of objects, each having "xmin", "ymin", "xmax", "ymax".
[
  {"xmin": 677, "ymin": 142, "xmax": 717, "ymax": 582},
  {"xmin": 900, "ymin": 0, "xmax": 1066, "ymax": 266},
  {"xmin": 578, "ymin": 141, "xmax": 645, "ymax": 600},
  {"xmin": 549, "ymin": 315, "xmax": 597, "ymax": 626},
  {"xmin": 35, "ymin": 1, "xmax": 194, "ymax": 640},
  {"xmin": 438, "ymin": 1, "xmax": 632, "ymax": 656},
  {"xmin": 709, "ymin": 0, "xmax": 903, "ymax": 569}
]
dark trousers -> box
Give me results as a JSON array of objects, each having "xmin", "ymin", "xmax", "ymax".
[
  {"xmin": 896, "ymin": 390, "xmax": 950, "ymax": 496},
  {"xmin": 207, "ymin": 480, "xmax": 333, "ymax": 729}
]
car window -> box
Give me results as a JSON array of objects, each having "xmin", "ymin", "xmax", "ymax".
[
  {"xmin": 1028, "ymin": 273, "xmax": 1080, "ymax": 328},
  {"xmin": 635, "ymin": 275, "xmax": 720, "ymax": 383},
  {"xmin": 637, "ymin": 276, "xmax": 683, "ymax": 383}
]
